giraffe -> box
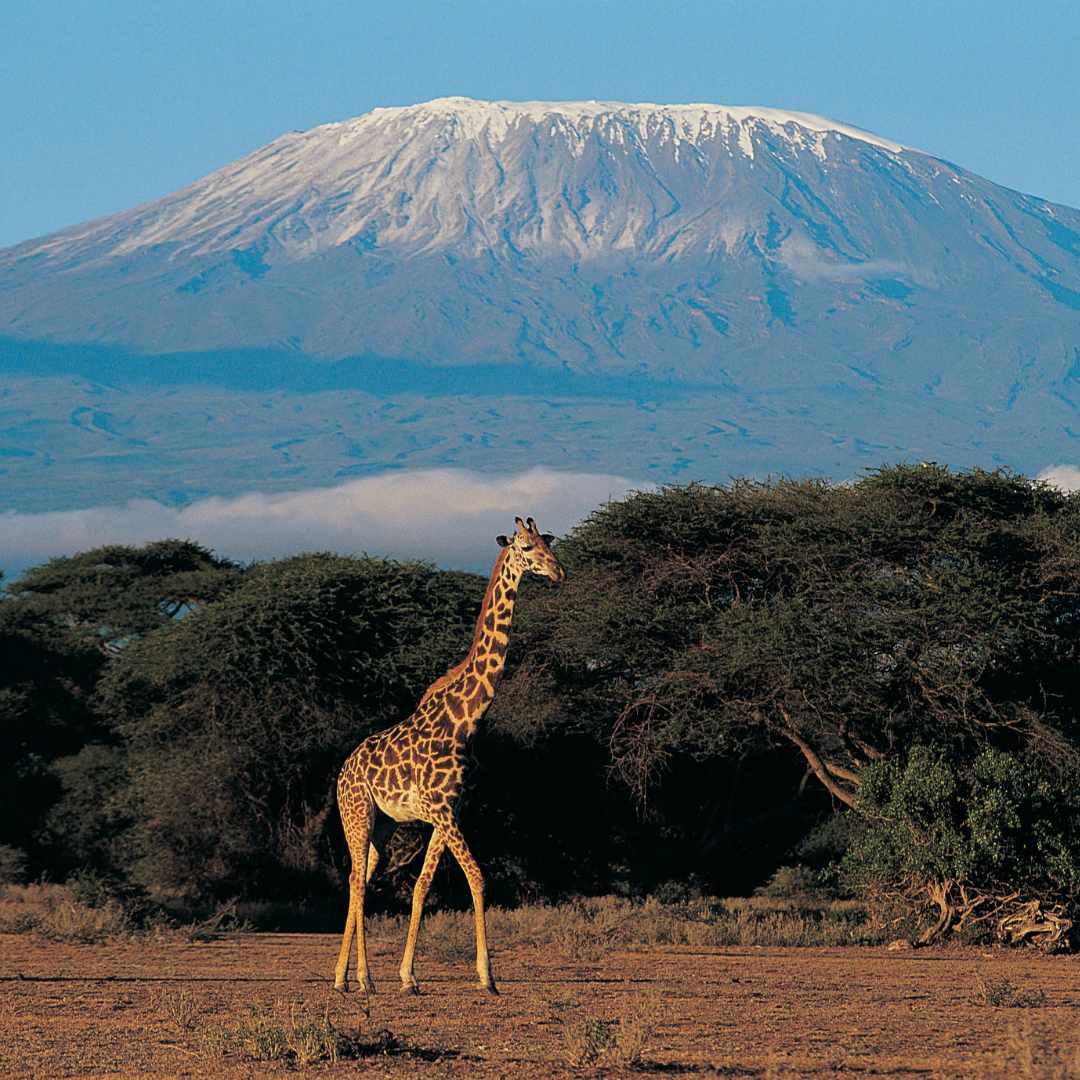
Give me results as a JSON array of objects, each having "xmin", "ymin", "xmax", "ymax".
[{"xmin": 333, "ymin": 515, "xmax": 565, "ymax": 995}]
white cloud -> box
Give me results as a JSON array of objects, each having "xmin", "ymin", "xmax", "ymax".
[
  {"xmin": 1036, "ymin": 464, "xmax": 1080, "ymax": 493},
  {"xmin": 0, "ymin": 467, "xmax": 649, "ymax": 577},
  {"xmin": 777, "ymin": 232, "xmax": 923, "ymax": 285}
]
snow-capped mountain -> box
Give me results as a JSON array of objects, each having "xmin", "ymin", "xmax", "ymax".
[
  {"xmin": 3, "ymin": 97, "xmax": 1080, "ymax": 522},
  {"xmin": 4, "ymin": 96, "xmax": 1078, "ymax": 384}
]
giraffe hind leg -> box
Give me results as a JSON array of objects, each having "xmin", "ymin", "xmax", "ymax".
[{"xmin": 333, "ymin": 785, "xmax": 375, "ymax": 993}]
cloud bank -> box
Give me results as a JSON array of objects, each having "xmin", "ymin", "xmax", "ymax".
[
  {"xmin": 0, "ymin": 468, "xmax": 649, "ymax": 578},
  {"xmin": 1037, "ymin": 464, "xmax": 1080, "ymax": 493}
]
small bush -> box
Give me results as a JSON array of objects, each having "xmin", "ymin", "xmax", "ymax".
[
  {"xmin": 418, "ymin": 908, "xmax": 476, "ymax": 963},
  {"xmin": 754, "ymin": 865, "xmax": 824, "ymax": 899},
  {"xmin": 845, "ymin": 747, "xmax": 1080, "ymax": 945},
  {"xmin": 651, "ymin": 877, "xmax": 704, "ymax": 905},
  {"xmin": 180, "ymin": 899, "xmax": 251, "ymax": 942},
  {"xmin": 976, "ymin": 973, "xmax": 1048, "ymax": 1009},
  {"xmin": 153, "ymin": 987, "xmax": 201, "ymax": 1033},
  {"xmin": 197, "ymin": 1001, "xmax": 426, "ymax": 1067},
  {"xmin": 565, "ymin": 1016, "xmax": 616, "ymax": 1068},
  {"xmin": 202, "ymin": 1003, "xmax": 344, "ymax": 1065},
  {"xmin": 564, "ymin": 1010, "xmax": 652, "ymax": 1070}
]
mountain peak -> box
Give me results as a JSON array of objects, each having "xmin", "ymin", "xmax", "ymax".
[{"xmin": 339, "ymin": 96, "xmax": 910, "ymax": 155}]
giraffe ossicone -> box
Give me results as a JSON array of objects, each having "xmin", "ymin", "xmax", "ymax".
[{"xmin": 333, "ymin": 515, "xmax": 565, "ymax": 995}]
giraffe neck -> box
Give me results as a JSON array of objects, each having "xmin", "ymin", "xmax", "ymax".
[
  {"xmin": 467, "ymin": 545, "xmax": 524, "ymax": 672},
  {"xmin": 428, "ymin": 547, "xmax": 524, "ymax": 738}
]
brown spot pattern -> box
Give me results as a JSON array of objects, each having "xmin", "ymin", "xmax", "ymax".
[{"xmin": 334, "ymin": 522, "xmax": 565, "ymax": 994}]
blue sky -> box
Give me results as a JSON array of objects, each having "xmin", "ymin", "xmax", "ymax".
[{"xmin": 2, "ymin": 0, "xmax": 1078, "ymax": 247}]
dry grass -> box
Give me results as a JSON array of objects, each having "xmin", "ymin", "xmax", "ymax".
[
  {"xmin": 199, "ymin": 1002, "xmax": 347, "ymax": 1066},
  {"xmin": 152, "ymin": 986, "xmax": 202, "ymax": 1034},
  {"xmin": 0, "ymin": 885, "xmax": 884, "ymax": 954},
  {"xmin": 375, "ymin": 894, "xmax": 881, "ymax": 963},
  {"xmin": 185, "ymin": 997, "xmax": 443, "ymax": 1068},
  {"xmin": 0, "ymin": 883, "xmax": 253, "ymax": 945},
  {"xmin": 0, "ymin": 883, "xmax": 132, "ymax": 942}
]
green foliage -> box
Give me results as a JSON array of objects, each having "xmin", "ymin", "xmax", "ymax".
[
  {"xmin": 500, "ymin": 466, "xmax": 1080, "ymax": 797},
  {"xmin": 7, "ymin": 539, "xmax": 240, "ymax": 650},
  {"xmin": 0, "ymin": 541, "xmax": 240, "ymax": 877},
  {"xmin": 844, "ymin": 746, "xmax": 1080, "ymax": 902},
  {"xmin": 94, "ymin": 553, "xmax": 483, "ymax": 897}
]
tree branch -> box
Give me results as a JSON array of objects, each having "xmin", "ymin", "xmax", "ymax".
[
  {"xmin": 822, "ymin": 759, "xmax": 863, "ymax": 786},
  {"xmin": 776, "ymin": 708, "xmax": 860, "ymax": 809}
]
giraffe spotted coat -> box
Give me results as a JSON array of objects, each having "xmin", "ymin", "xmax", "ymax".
[{"xmin": 334, "ymin": 516, "xmax": 565, "ymax": 995}]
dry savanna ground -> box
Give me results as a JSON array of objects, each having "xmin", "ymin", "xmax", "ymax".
[{"xmin": 1, "ymin": 889, "xmax": 1079, "ymax": 1078}]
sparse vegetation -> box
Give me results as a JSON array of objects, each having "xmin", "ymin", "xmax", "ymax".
[
  {"xmin": 563, "ymin": 1009, "xmax": 652, "ymax": 1070},
  {"xmin": 192, "ymin": 999, "xmax": 441, "ymax": 1068},
  {"xmin": 200, "ymin": 1002, "xmax": 350, "ymax": 1066},
  {"xmin": 375, "ymin": 894, "xmax": 883, "ymax": 960},
  {"xmin": 0, "ymin": 882, "xmax": 132, "ymax": 942},
  {"xmin": 976, "ymin": 972, "xmax": 1049, "ymax": 1008},
  {"xmin": 4, "ymin": 929, "xmax": 1076, "ymax": 1077},
  {"xmin": 152, "ymin": 986, "xmax": 201, "ymax": 1033},
  {"xmin": 0, "ymin": 882, "xmax": 249, "ymax": 944}
]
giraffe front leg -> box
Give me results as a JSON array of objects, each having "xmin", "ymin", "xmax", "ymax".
[
  {"xmin": 439, "ymin": 815, "xmax": 498, "ymax": 994},
  {"xmin": 399, "ymin": 830, "xmax": 446, "ymax": 994}
]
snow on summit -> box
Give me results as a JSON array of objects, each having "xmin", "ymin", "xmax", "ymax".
[
  {"xmin": 2, "ymin": 93, "xmax": 1079, "ymax": 407},
  {"xmin": 352, "ymin": 96, "xmax": 908, "ymax": 154},
  {"xmin": 8, "ymin": 97, "xmax": 916, "ymax": 266}
]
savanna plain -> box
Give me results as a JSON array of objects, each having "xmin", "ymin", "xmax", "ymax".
[{"xmin": 2, "ymin": 889, "xmax": 1078, "ymax": 1079}]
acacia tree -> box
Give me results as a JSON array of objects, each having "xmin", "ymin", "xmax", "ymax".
[
  {"xmin": 495, "ymin": 466, "xmax": 1080, "ymax": 942},
  {"xmin": 0, "ymin": 541, "xmax": 240, "ymax": 879},
  {"xmin": 92, "ymin": 553, "xmax": 484, "ymax": 898}
]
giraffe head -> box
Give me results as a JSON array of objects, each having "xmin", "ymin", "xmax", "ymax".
[{"xmin": 496, "ymin": 516, "xmax": 566, "ymax": 582}]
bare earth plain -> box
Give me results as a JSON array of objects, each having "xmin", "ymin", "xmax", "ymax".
[{"xmin": 2, "ymin": 932, "xmax": 1079, "ymax": 1078}]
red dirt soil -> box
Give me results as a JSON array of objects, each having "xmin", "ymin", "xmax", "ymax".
[{"xmin": 2, "ymin": 932, "xmax": 1078, "ymax": 1077}]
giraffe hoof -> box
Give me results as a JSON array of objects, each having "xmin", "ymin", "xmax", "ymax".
[
  {"xmin": 333, "ymin": 980, "xmax": 348, "ymax": 994},
  {"xmin": 401, "ymin": 982, "xmax": 420, "ymax": 995},
  {"xmin": 480, "ymin": 981, "xmax": 500, "ymax": 996}
]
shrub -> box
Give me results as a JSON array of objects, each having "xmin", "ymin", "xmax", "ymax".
[
  {"xmin": 976, "ymin": 974, "xmax": 1048, "ymax": 1008},
  {"xmin": 844, "ymin": 747, "xmax": 1080, "ymax": 945}
]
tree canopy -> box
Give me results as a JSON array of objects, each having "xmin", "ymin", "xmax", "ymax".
[
  {"xmin": 4, "ymin": 467, "xmax": 1080, "ymax": 944},
  {"xmin": 493, "ymin": 465, "xmax": 1080, "ymax": 941}
]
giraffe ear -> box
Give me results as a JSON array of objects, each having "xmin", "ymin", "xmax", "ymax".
[
  {"xmin": 495, "ymin": 534, "xmax": 511, "ymax": 547},
  {"xmin": 541, "ymin": 534, "xmax": 555, "ymax": 546}
]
